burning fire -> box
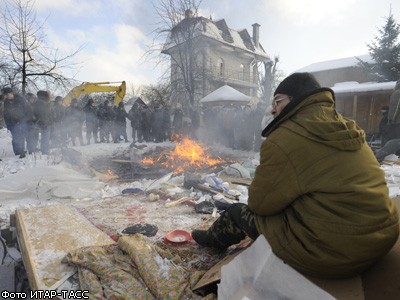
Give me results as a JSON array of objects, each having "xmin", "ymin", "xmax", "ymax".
[{"xmin": 141, "ymin": 137, "xmax": 225, "ymax": 174}]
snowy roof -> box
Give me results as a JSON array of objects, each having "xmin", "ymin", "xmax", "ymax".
[
  {"xmin": 331, "ymin": 81, "xmax": 396, "ymax": 94},
  {"xmin": 199, "ymin": 85, "xmax": 251, "ymax": 105},
  {"xmin": 297, "ymin": 54, "xmax": 373, "ymax": 73},
  {"xmin": 163, "ymin": 17, "xmax": 269, "ymax": 59}
]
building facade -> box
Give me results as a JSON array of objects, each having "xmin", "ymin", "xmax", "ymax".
[{"xmin": 162, "ymin": 10, "xmax": 270, "ymax": 109}]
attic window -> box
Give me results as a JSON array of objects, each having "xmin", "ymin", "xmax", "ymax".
[{"xmin": 215, "ymin": 19, "xmax": 234, "ymax": 43}]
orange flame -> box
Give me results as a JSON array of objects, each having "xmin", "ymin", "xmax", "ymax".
[{"xmin": 141, "ymin": 137, "xmax": 224, "ymax": 174}]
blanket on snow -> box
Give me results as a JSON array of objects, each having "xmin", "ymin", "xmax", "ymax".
[{"xmin": 62, "ymin": 234, "xmax": 216, "ymax": 299}]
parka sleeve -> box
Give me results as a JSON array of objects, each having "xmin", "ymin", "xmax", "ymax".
[{"xmin": 248, "ymin": 140, "xmax": 302, "ymax": 216}]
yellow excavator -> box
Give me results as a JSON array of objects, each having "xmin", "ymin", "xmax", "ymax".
[{"xmin": 63, "ymin": 81, "xmax": 126, "ymax": 106}]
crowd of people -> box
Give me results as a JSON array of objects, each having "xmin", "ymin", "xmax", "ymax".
[
  {"xmin": 0, "ymin": 87, "xmax": 136, "ymax": 159},
  {"xmin": 0, "ymin": 86, "xmax": 269, "ymax": 160},
  {"xmin": 202, "ymin": 102, "xmax": 265, "ymax": 151}
]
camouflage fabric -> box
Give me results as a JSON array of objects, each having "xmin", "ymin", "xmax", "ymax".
[{"xmin": 207, "ymin": 203, "xmax": 259, "ymax": 248}]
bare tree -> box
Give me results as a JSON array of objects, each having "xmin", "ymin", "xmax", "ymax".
[
  {"xmin": 141, "ymin": 82, "xmax": 171, "ymax": 108},
  {"xmin": 0, "ymin": 0, "xmax": 82, "ymax": 94},
  {"xmin": 259, "ymin": 56, "xmax": 283, "ymax": 106},
  {"xmin": 126, "ymin": 82, "xmax": 143, "ymax": 101},
  {"xmin": 150, "ymin": 0, "xmax": 204, "ymax": 110}
]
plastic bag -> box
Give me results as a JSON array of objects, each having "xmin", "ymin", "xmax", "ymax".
[{"xmin": 218, "ymin": 236, "xmax": 335, "ymax": 300}]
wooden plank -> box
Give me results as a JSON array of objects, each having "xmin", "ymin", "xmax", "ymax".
[
  {"xmin": 111, "ymin": 159, "xmax": 136, "ymax": 163},
  {"xmin": 90, "ymin": 167, "xmax": 119, "ymax": 182},
  {"xmin": 219, "ymin": 176, "xmax": 253, "ymax": 186},
  {"xmin": 197, "ymin": 183, "xmax": 240, "ymax": 200}
]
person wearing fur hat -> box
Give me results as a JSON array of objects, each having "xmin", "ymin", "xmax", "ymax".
[{"xmin": 192, "ymin": 72, "xmax": 399, "ymax": 279}]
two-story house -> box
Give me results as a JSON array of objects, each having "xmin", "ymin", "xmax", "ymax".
[{"xmin": 162, "ymin": 9, "xmax": 270, "ymax": 108}]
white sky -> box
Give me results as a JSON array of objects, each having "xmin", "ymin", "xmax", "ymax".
[{"xmin": 4, "ymin": 0, "xmax": 400, "ymax": 90}]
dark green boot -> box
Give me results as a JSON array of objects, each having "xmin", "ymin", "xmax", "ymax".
[{"xmin": 191, "ymin": 229, "xmax": 229, "ymax": 250}]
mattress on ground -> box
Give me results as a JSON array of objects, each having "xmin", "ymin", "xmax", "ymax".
[{"xmin": 16, "ymin": 204, "xmax": 115, "ymax": 290}]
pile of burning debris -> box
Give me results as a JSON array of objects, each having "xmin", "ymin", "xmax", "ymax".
[
  {"xmin": 140, "ymin": 136, "xmax": 227, "ymax": 174},
  {"xmin": 88, "ymin": 137, "xmax": 256, "ymax": 213},
  {"xmin": 90, "ymin": 136, "xmax": 251, "ymax": 181}
]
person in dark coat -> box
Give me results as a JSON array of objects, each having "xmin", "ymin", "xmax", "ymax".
[
  {"xmin": 221, "ymin": 105, "xmax": 236, "ymax": 148},
  {"xmin": 66, "ymin": 98, "xmax": 84, "ymax": 146},
  {"xmin": 234, "ymin": 105, "xmax": 253, "ymax": 150},
  {"xmin": 388, "ymin": 80, "xmax": 400, "ymax": 124},
  {"xmin": 152, "ymin": 105, "xmax": 165, "ymax": 143},
  {"xmin": 190, "ymin": 107, "xmax": 200, "ymax": 140},
  {"xmin": 162, "ymin": 106, "xmax": 172, "ymax": 141},
  {"xmin": 97, "ymin": 101, "xmax": 106, "ymax": 142},
  {"xmin": 51, "ymin": 96, "xmax": 67, "ymax": 148},
  {"xmin": 33, "ymin": 90, "xmax": 53, "ymax": 154},
  {"xmin": 113, "ymin": 102, "xmax": 129, "ymax": 143},
  {"xmin": 83, "ymin": 98, "xmax": 99, "ymax": 144},
  {"xmin": 128, "ymin": 103, "xmax": 143, "ymax": 142},
  {"xmin": 0, "ymin": 94, "xmax": 5, "ymax": 129},
  {"xmin": 2, "ymin": 87, "xmax": 31, "ymax": 158},
  {"xmin": 378, "ymin": 106, "xmax": 390, "ymax": 147},
  {"xmin": 98, "ymin": 100, "xmax": 114, "ymax": 143},
  {"xmin": 172, "ymin": 104, "xmax": 184, "ymax": 137},
  {"xmin": 25, "ymin": 93, "xmax": 39, "ymax": 154},
  {"xmin": 202, "ymin": 106, "xmax": 217, "ymax": 144},
  {"xmin": 141, "ymin": 105, "xmax": 152, "ymax": 142}
]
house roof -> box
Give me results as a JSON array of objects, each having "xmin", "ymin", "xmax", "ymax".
[
  {"xmin": 199, "ymin": 85, "xmax": 251, "ymax": 106},
  {"xmin": 297, "ymin": 54, "xmax": 373, "ymax": 73},
  {"xmin": 331, "ymin": 81, "xmax": 396, "ymax": 94},
  {"xmin": 163, "ymin": 16, "xmax": 269, "ymax": 59}
]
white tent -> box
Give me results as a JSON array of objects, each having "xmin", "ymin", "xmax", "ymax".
[{"xmin": 199, "ymin": 85, "xmax": 251, "ymax": 106}]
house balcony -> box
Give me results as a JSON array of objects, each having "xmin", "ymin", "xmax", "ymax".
[{"xmin": 207, "ymin": 67, "xmax": 258, "ymax": 88}]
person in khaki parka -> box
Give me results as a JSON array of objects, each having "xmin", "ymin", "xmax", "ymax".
[{"xmin": 192, "ymin": 72, "xmax": 399, "ymax": 279}]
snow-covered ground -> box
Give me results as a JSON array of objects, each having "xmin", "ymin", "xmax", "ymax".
[
  {"xmin": 0, "ymin": 126, "xmax": 260, "ymax": 292},
  {"xmin": 0, "ymin": 127, "xmax": 260, "ymax": 229}
]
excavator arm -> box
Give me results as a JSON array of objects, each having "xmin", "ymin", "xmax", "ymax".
[{"xmin": 63, "ymin": 81, "xmax": 126, "ymax": 106}]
